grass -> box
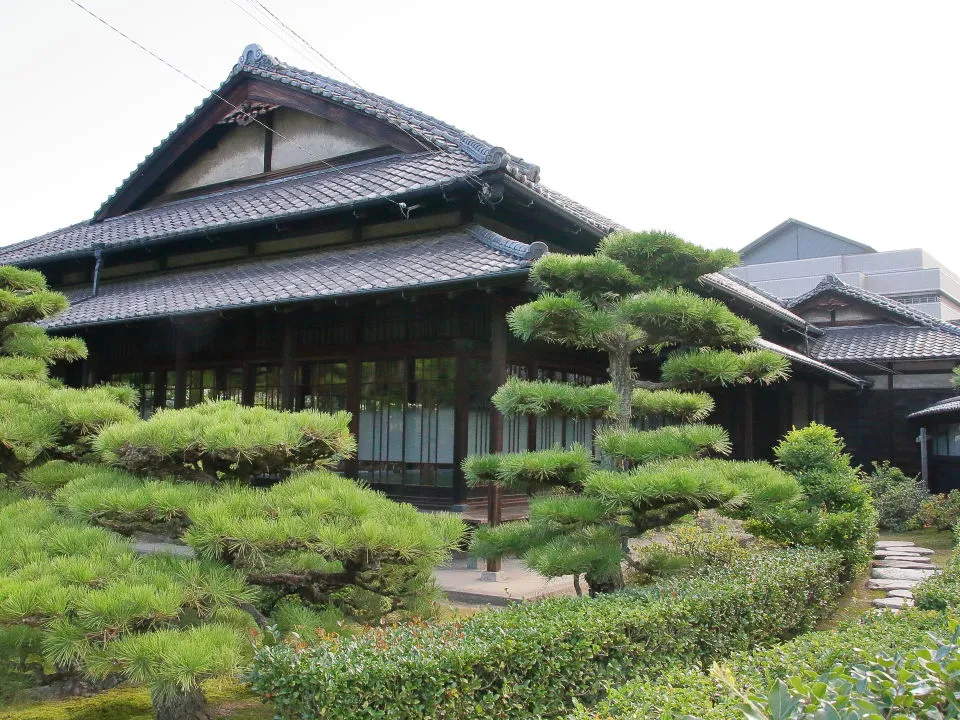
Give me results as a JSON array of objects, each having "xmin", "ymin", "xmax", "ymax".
[
  {"xmin": 820, "ymin": 527, "xmax": 955, "ymax": 628},
  {"xmin": 0, "ymin": 677, "xmax": 271, "ymax": 720}
]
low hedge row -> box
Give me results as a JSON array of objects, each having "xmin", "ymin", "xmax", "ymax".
[
  {"xmin": 249, "ymin": 548, "xmax": 844, "ymax": 720},
  {"xmin": 574, "ymin": 609, "xmax": 945, "ymax": 719}
]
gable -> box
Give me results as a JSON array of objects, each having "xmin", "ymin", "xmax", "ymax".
[
  {"xmin": 159, "ymin": 107, "xmax": 385, "ymax": 197},
  {"xmin": 793, "ymin": 293, "xmax": 903, "ymax": 326},
  {"xmin": 741, "ymin": 220, "xmax": 874, "ymax": 265}
]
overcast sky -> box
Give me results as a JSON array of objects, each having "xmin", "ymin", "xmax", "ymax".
[{"xmin": 1, "ymin": 1, "xmax": 958, "ymax": 266}]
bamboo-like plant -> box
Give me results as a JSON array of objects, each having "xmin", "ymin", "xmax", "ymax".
[{"xmin": 467, "ymin": 231, "xmax": 797, "ymax": 594}]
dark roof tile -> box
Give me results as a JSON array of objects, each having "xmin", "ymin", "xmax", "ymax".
[
  {"xmin": 42, "ymin": 224, "xmax": 531, "ymax": 330},
  {"xmin": 809, "ymin": 324, "xmax": 960, "ymax": 362}
]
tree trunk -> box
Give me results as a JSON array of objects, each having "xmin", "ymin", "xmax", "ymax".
[
  {"xmin": 585, "ymin": 567, "xmax": 624, "ymax": 596},
  {"xmin": 608, "ymin": 348, "xmax": 633, "ymax": 432},
  {"xmin": 152, "ymin": 688, "xmax": 211, "ymax": 720}
]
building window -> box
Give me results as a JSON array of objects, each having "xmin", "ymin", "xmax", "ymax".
[
  {"xmin": 357, "ymin": 358, "xmax": 456, "ymax": 489},
  {"xmin": 254, "ymin": 365, "xmax": 284, "ymax": 409},
  {"xmin": 109, "ymin": 371, "xmax": 156, "ymax": 418},
  {"xmin": 300, "ymin": 362, "xmax": 348, "ymax": 412},
  {"xmin": 535, "ymin": 367, "xmax": 600, "ymax": 451},
  {"xmin": 933, "ymin": 423, "xmax": 960, "ymax": 456}
]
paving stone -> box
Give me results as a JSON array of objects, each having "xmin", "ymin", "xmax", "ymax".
[
  {"xmin": 873, "ymin": 559, "xmax": 936, "ymax": 569},
  {"xmin": 874, "ymin": 549, "xmax": 934, "ymax": 558},
  {"xmin": 888, "ymin": 589, "xmax": 914, "ymax": 599},
  {"xmin": 873, "ymin": 596, "xmax": 913, "ymax": 609},
  {"xmin": 872, "ymin": 567, "xmax": 939, "ymax": 581},
  {"xmin": 868, "ymin": 579, "xmax": 921, "ymax": 590},
  {"xmin": 875, "ymin": 541, "xmax": 916, "ymax": 548}
]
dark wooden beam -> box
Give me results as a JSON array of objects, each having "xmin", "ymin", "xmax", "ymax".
[
  {"xmin": 245, "ymin": 79, "xmax": 425, "ymax": 154},
  {"xmin": 280, "ymin": 313, "xmax": 296, "ymax": 410},
  {"xmin": 174, "ymin": 330, "xmax": 187, "ymax": 409},
  {"xmin": 743, "ymin": 385, "xmax": 755, "ymax": 460},
  {"xmin": 486, "ymin": 299, "xmax": 508, "ymax": 574},
  {"xmin": 263, "ymin": 111, "xmax": 274, "ymax": 173},
  {"xmin": 452, "ymin": 340, "xmax": 471, "ymax": 509}
]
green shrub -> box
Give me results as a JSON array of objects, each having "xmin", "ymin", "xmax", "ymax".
[
  {"xmin": 628, "ymin": 522, "xmax": 758, "ymax": 585},
  {"xmin": 94, "ymin": 401, "xmax": 356, "ymax": 483},
  {"xmin": 911, "ymin": 489, "xmax": 960, "ymax": 531},
  {"xmin": 914, "ymin": 523, "xmax": 960, "ymax": 610},
  {"xmin": 576, "ymin": 609, "xmax": 945, "ymax": 719},
  {"xmin": 865, "ymin": 460, "xmax": 927, "ymax": 531},
  {"xmin": 747, "ymin": 424, "xmax": 877, "ymax": 579},
  {"xmin": 736, "ymin": 624, "xmax": 960, "ymax": 720},
  {"xmin": 249, "ymin": 548, "xmax": 844, "ymax": 720}
]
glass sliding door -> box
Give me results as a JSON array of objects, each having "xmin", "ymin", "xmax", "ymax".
[
  {"xmin": 357, "ymin": 358, "xmax": 456, "ymax": 490},
  {"xmin": 109, "ymin": 371, "xmax": 156, "ymax": 418},
  {"xmin": 300, "ymin": 362, "xmax": 348, "ymax": 412}
]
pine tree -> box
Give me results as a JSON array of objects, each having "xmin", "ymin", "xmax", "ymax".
[
  {"xmin": 0, "ymin": 265, "xmax": 465, "ymax": 719},
  {"xmin": 466, "ymin": 231, "xmax": 799, "ymax": 594}
]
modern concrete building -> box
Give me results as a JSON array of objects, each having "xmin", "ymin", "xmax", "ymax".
[{"xmin": 729, "ymin": 219, "xmax": 960, "ymax": 321}]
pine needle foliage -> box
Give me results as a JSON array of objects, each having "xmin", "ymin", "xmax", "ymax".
[
  {"xmin": 466, "ymin": 230, "xmax": 800, "ymax": 594},
  {"xmin": 95, "ymin": 401, "xmax": 357, "ymax": 483}
]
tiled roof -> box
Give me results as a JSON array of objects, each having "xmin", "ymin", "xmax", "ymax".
[
  {"xmin": 699, "ymin": 272, "xmax": 821, "ymax": 335},
  {"xmin": 0, "ymin": 45, "xmax": 619, "ymax": 267},
  {"xmin": 0, "ymin": 152, "xmax": 478, "ymax": 265},
  {"xmin": 808, "ymin": 324, "xmax": 960, "ymax": 362},
  {"xmin": 754, "ymin": 338, "xmax": 867, "ymax": 387},
  {"xmin": 908, "ymin": 396, "xmax": 960, "ymax": 420},
  {"xmin": 789, "ymin": 274, "xmax": 960, "ymax": 337},
  {"xmin": 41, "ymin": 225, "xmax": 541, "ymax": 330}
]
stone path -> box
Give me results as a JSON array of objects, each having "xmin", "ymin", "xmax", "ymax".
[{"xmin": 868, "ymin": 540, "xmax": 940, "ymax": 609}]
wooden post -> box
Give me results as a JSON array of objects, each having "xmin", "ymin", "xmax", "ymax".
[
  {"xmin": 451, "ymin": 343, "xmax": 471, "ymax": 510},
  {"xmin": 345, "ymin": 357, "xmax": 361, "ymax": 479},
  {"xmin": 173, "ymin": 329, "xmax": 187, "ymax": 409},
  {"xmin": 918, "ymin": 427, "xmax": 930, "ymax": 490},
  {"xmin": 280, "ymin": 314, "xmax": 296, "ymax": 411},
  {"xmin": 743, "ymin": 385, "xmax": 754, "ymax": 460},
  {"xmin": 484, "ymin": 300, "xmax": 507, "ymax": 577}
]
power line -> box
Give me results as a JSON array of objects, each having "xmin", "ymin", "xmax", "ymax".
[{"xmin": 65, "ymin": 0, "xmax": 413, "ymax": 214}]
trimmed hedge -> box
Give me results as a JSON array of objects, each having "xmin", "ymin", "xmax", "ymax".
[
  {"xmin": 575, "ymin": 609, "xmax": 945, "ymax": 720},
  {"xmin": 249, "ymin": 548, "xmax": 844, "ymax": 720}
]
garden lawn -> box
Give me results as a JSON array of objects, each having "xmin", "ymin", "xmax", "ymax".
[
  {"xmin": 0, "ymin": 679, "xmax": 270, "ymax": 720},
  {"xmin": 819, "ymin": 527, "xmax": 954, "ymax": 628}
]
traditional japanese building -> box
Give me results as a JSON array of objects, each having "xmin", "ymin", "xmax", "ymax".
[{"xmin": 0, "ymin": 45, "xmax": 869, "ymax": 508}]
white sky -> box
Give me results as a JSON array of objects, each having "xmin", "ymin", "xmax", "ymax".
[{"xmin": 1, "ymin": 1, "xmax": 959, "ymax": 266}]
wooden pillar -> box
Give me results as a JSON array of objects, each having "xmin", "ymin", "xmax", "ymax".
[
  {"xmin": 527, "ymin": 362, "xmax": 538, "ymax": 451},
  {"xmin": 173, "ymin": 328, "xmax": 187, "ymax": 409},
  {"xmin": 345, "ymin": 357, "xmax": 361, "ymax": 479},
  {"xmin": 452, "ymin": 343, "xmax": 471, "ymax": 510},
  {"xmin": 743, "ymin": 385, "xmax": 754, "ymax": 460},
  {"xmin": 152, "ymin": 372, "xmax": 166, "ymax": 414},
  {"xmin": 486, "ymin": 300, "xmax": 507, "ymax": 575},
  {"xmin": 280, "ymin": 313, "xmax": 296, "ymax": 411}
]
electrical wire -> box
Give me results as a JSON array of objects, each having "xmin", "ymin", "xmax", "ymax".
[{"xmin": 65, "ymin": 0, "xmax": 416, "ymax": 214}]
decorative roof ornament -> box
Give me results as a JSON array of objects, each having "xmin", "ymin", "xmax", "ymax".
[{"xmin": 237, "ymin": 43, "xmax": 278, "ymax": 70}]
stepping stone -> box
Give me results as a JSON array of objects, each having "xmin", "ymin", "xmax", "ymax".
[
  {"xmin": 873, "ymin": 559, "xmax": 936, "ymax": 569},
  {"xmin": 868, "ymin": 579, "xmax": 920, "ymax": 590},
  {"xmin": 873, "ymin": 596, "xmax": 912, "ymax": 609},
  {"xmin": 872, "ymin": 567, "xmax": 939, "ymax": 581},
  {"xmin": 876, "ymin": 541, "xmax": 916, "ymax": 547},
  {"xmin": 888, "ymin": 589, "xmax": 914, "ymax": 599},
  {"xmin": 874, "ymin": 552, "xmax": 933, "ymax": 560},
  {"xmin": 874, "ymin": 549, "xmax": 935, "ymax": 558}
]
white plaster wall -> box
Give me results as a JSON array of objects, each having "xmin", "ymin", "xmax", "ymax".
[
  {"xmin": 165, "ymin": 123, "xmax": 266, "ymax": 193},
  {"xmin": 892, "ymin": 374, "xmax": 956, "ymax": 390},
  {"xmin": 271, "ymin": 108, "xmax": 381, "ymax": 171}
]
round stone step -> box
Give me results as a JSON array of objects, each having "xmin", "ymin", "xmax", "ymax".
[{"xmin": 872, "ymin": 567, "xmax": 939, "ymax": 581}]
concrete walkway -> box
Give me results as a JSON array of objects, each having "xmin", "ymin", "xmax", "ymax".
[
  {"xmin": 868, "ymin": 540, "xmax": 940, "ymax": 609},
  {"xmin": 435, "ymin": 555, "xmax": 577, "ymax": 606}
]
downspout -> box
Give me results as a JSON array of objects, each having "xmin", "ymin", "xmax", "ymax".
[{"xmin": 91, "ymin": 243, "xmax": 104, "ymax": 296}]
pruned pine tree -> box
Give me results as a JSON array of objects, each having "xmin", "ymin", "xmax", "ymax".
[
  {"xmin": 0, "ymin": 265, "xmax": 466, "ymax": 719},
  {"xmin": 466, "ymin": 231, "xmax": 798, "ymax": 595},
  {"xmin": 0, "ymin": 265, "xmax": 137, "ymax": 481}
]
